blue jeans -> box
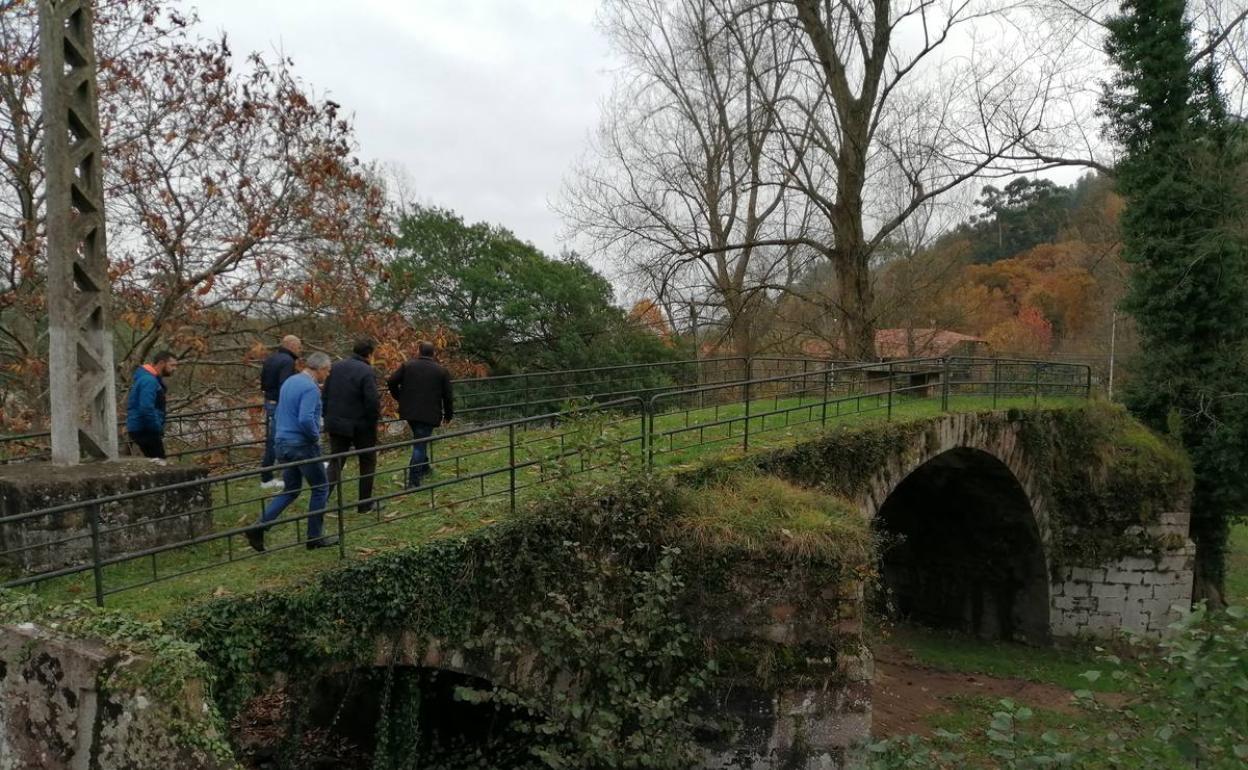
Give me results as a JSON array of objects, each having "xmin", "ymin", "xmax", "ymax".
[
  {"xmin": 259, "ymin": 440, "xmax": 329, "ymax": 539},
  {"xmin": 260, "ymin": 402, "xmax": 278, "ymax": 482},
  {"xmin": 407, "ymin": 421, "xmax": 435, "ymax": 488}
]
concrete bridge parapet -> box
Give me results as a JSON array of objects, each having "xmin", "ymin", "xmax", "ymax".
[{"xmin": 0, "ymin": 623, "xmax": 233, "ymax": 770}]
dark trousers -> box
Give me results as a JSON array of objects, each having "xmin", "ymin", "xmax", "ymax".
[
  {"xmin": 328, "ymin": 425, "xmax": 378, "ymax": 512},
  {"xmin": 259, "ymin": 441, "xmax": 329, "ymax": 540},
  {"xmin": 128, "ymin": 430, "xmax": 166, "ymax": 459},
  {"xmin": 260, "ymin": 402, "xmax": 277, "ymax": 482},
  {"xmin": 406, "ymin": 421, "xmax": 436, "ymax": 488}
]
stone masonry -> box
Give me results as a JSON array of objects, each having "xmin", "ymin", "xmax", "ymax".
[
  {"xmin": 0, "ymin": 460, "xmax": 210, "ymax": 574},
  {"xmin": 0, "ymin": 623, "xmax": 232, "ymax": 770},
  {"xmin": 696, "ymin": 569, "xmax": 872, "ymax": 769},
  {"xmin": 852, "ymin": 411, "xmax": 1195, "ymax": 641},
  {"xmin": 1050, "ymin": 512, "xmax": 1195, "ymax": 638}
]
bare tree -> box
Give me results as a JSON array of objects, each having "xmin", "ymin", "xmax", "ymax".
[
  {"xmin": 562, "ymin": 0, "xmax": 815, "ymax": 355},
  {"xmin": 751, "ymin": 0, "xmax": 1114, "ymax": 357},
  {"xmin": 0, "ymin": 0, "xmax": 386, "ymax": 427}
]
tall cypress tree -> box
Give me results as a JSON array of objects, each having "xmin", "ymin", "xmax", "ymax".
[{"xmin": 1102, "ymin": 0, "xmax": 1248, "ymax": 602}]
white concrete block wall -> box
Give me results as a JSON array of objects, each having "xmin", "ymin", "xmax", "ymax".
[{"xmin": 1049, "ymin": 526, "xmax": 1195, "ymax": 639}]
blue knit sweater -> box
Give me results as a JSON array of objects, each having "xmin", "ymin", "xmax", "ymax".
[{"xmin": 273, "ymin": 372, "xmax": 322, "ymax": 445}]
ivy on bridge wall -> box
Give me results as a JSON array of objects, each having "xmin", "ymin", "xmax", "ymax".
[
  {"xmin": 682, "ymin": 401, "xmax": 1190, "ymax": 572},
  {"xmin": 1015, "ymin": 404, "xmax": 1190, "ymax": 568},
  {"xmin": 167, "ymin": 466, "xmax": 870, "ymax": 767},
  {"xmin": 0, "ymin": 403, "xmax": 1188, "ymax": 768}
]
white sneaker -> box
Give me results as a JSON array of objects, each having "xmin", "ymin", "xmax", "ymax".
[{"xmin": 260, "ymin": 479, "xmax": 284, "ymax": 490}]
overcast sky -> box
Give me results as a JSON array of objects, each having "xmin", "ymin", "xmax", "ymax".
[{"xmin": 194, "ymin": 0, "xmax": 612, "ymax": 256}]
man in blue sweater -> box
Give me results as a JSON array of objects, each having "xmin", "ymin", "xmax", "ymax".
[
  {"xmin": 246, "ymin": 351, "xmax": 338, "ymax": 552},
  {"xmin": 125, "ymin": 351, "xmax": 178, "ymax": 460}
]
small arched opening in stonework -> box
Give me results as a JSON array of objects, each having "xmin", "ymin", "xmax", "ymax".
[
  {"xmin": 233, "ymin": 666, "xmax": 541, "ymax": 769},
  {"xmin": 874, "ymin": 448, "xmax": 1050, "ymax": 643}
]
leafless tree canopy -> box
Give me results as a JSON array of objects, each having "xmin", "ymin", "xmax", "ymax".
[
  {"xmin": 564, "ymin": 0, "xmax": 1247, "ymax": 359},
  {"xmin": 0, "ymin": 0, "xmax": 388, "ymax": 427}
]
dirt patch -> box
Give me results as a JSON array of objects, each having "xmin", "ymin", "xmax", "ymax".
[{"xmin": 872, "ymin": 644, "xmax": 1082, "ymax": 737}]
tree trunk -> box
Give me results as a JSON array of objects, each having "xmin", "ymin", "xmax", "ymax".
[
  {"xmin": 832, "ymin": 148, "xmax": 875, "ymax": 361},
  {"xmin": 1190, "ymin": 510, "xmax": 1228, "ymax": 609}
]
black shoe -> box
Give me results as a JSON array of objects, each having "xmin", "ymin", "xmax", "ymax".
[
  {"xmin": 358, "ymin": 502, "xmax": 381, "ymax": 514},
  {"xmin": 306, "ymin": 535, "xmax": 340, "ymax": 551},
  {"xmin": 245, "ymin": 527, "xmax": 265, "ymax": 553}
]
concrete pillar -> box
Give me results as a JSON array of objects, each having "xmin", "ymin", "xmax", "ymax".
[{"xmin": 39, "ymin": 0, "xmax": 118, "ymax": 463}]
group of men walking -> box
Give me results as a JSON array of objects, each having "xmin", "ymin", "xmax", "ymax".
[{"xmin": 124, "ymin": 336, "xmax": 455, "ymax": 552}]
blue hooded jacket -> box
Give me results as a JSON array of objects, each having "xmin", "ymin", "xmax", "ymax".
[{"xmin": 125, "ymin": 365, "xmax": 167, "ymax": 434}]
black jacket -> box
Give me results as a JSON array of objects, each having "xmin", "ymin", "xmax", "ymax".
[
  {"xmin": 387, "ymin": 356, "xmax": 454, "ymax": 426},
  {"xmin": 260, "ymin": 347, "xmax": 298, "ymax": 402},
  {"xmin": 322, "ymin": 354, "xmax": 381, "ymax": 435}
]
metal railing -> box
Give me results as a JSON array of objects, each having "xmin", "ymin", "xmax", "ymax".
[
  {"xmin": 0, "ymin": 356, "xmax": 835, "ymax": 466},
  {"xmin": 0, "ymin": 357, "xmax": 1090, "ymax": 605}
]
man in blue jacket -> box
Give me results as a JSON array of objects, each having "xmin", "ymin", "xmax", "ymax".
[
  {"xmin": 247, "ymin": 351, "xmax": 338, "ymax": 552},
  {"xmin": 259, "ymin": 335, "xmax": 301, "ymax": 489},
  {"xmin": 125, "ymin": 351, "xmax": 178, "ymax": 460}
]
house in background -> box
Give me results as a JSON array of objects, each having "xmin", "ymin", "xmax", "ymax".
[
  {"xmin": 872, "ymin": 328, "xmax": 990, "ymax": 360},
  {"xmin": 800, "ymin": 328, "xmax": 991, "ymax": 361}
]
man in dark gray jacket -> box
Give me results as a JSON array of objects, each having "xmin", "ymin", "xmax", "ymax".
[
  {"xmin": 323, "ymin": 338, "xmax": 381, "ymax": 512},
  {"xmin": 259, "ymin": 335, "xmax": 301, "ymax": 489},
  {"xmin": 386, "ymin": 341, "xmax": 454, "ymax": 488}
]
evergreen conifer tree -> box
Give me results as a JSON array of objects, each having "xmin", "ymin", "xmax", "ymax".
[{"xmin": 1101, "ymin": 0, "xmax": 1248, "ymax": 602}]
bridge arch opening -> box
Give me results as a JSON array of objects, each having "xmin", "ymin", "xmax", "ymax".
[
  {"xmin": 874, "ymin": 448, "xmax": 1049, "ymax": 642},
  {"xmin": 236, "ymin": 666, "xmax": 539, "ymax": 769}
]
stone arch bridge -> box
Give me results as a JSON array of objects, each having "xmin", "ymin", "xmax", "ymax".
[{"xmin": 1, "ymin": 404, "xmax": 1195, "ymax": 770}]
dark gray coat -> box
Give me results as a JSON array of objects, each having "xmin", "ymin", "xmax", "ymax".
[
  {"xmin": 387, "ymin": 356, "xmax": 454, "ymax": 426},
  {"xmin": 322, "ymin": 354, "xmax": 381, "ymax": 435}
]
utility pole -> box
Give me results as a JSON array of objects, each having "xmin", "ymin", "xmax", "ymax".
[{"xmin": 40, "ymin": 0, "xmax": 118, "ymax": 463}]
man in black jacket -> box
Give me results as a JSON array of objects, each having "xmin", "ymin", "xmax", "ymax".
[
  {"xmin": 259, "ymin": 335, "xmax": 301, "ymax": 489},
  {"xmin": 323, "ymin": 338, "xmax": 382, "ymax": 512},
  {"xmin": 387, "ymin": 341, "xmax": 454, "ymax": 489}
]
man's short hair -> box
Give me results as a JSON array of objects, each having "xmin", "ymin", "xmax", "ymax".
[
  {"xmin": 353, "ymin": 338, "xmax": 376, "ymax": 358},
  {"xmin": 417, "ymin": 341, "xmax": 436, "ymax": 358},
  {"xmin": 152, "ymin": 350, "xmax": 176, "ymax": 365},
  {"xmin": 305, "ymin": 352, "xmax": 332, "ymax": 371}
]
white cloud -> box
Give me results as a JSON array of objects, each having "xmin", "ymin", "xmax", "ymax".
[{"xmin": 193, "ymin": 0, "xmax": 612, "ymax": 254}]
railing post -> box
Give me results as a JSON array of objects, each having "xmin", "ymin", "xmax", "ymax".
[
  {"xmin": 1085, "ymin": 365, "xmax": 1093, "ymax": 399},
  {"xmin": 88, "ymin": 502, "xmax": 104, "ymax": 607},
  {"xmin": 821, "ymin": 366, "xmax": 831, "ymax": 427},
  {"xmin": 335, "ymin": 463, "xmax": 346, "ymax": 560},
  {"xmin": 992, "ymin": 358, "xmax": 1000, "ymax": 409},
  {"xmin": 508, "ymin": 423, "xmax": 517, "ymax": 514},
  {"xmin": 743, "ymin": 376, "xmax": 752, "ymax": 451},
  {"xmin": 1033, "ymin": 362, "xmax": 1041, "ymax": 405},
  {"xmin": 644, "ymin": 399, "xmax": 655, "ymax": 468},
  {"xmin": 941, "ymin": 357, "xmax": 950, "ymax": 411},
  {"xmin": 886, "ymin": 362, "xmax": 894, "ymax": 420}
]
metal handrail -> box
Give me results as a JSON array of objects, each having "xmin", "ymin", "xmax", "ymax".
[{"xmin": 0, "ymin": 356, "xmax": 1091, "ymax": 604}]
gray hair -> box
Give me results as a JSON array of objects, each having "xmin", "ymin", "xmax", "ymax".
[{"xmin": 305, "ymin": 352, "xmax": 332, "ymax": 371}]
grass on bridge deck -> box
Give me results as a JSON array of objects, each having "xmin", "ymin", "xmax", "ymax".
[{"xmin": 21, "ymin": 394, "xmax": 1083, "ymax": 618}]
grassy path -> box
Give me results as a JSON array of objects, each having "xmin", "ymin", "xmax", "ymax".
[{"xmin": 18, "ymin": 393, "xmax": 1075, "ymax": 617}]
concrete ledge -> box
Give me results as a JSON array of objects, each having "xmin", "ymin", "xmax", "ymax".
[
  {"xmin": 0, "ymin": 623, "xmax": 232, "ymax": 770},
  {"xmin": 0, "ymin": 460, "xmax": 210, "ymax": 574}
]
